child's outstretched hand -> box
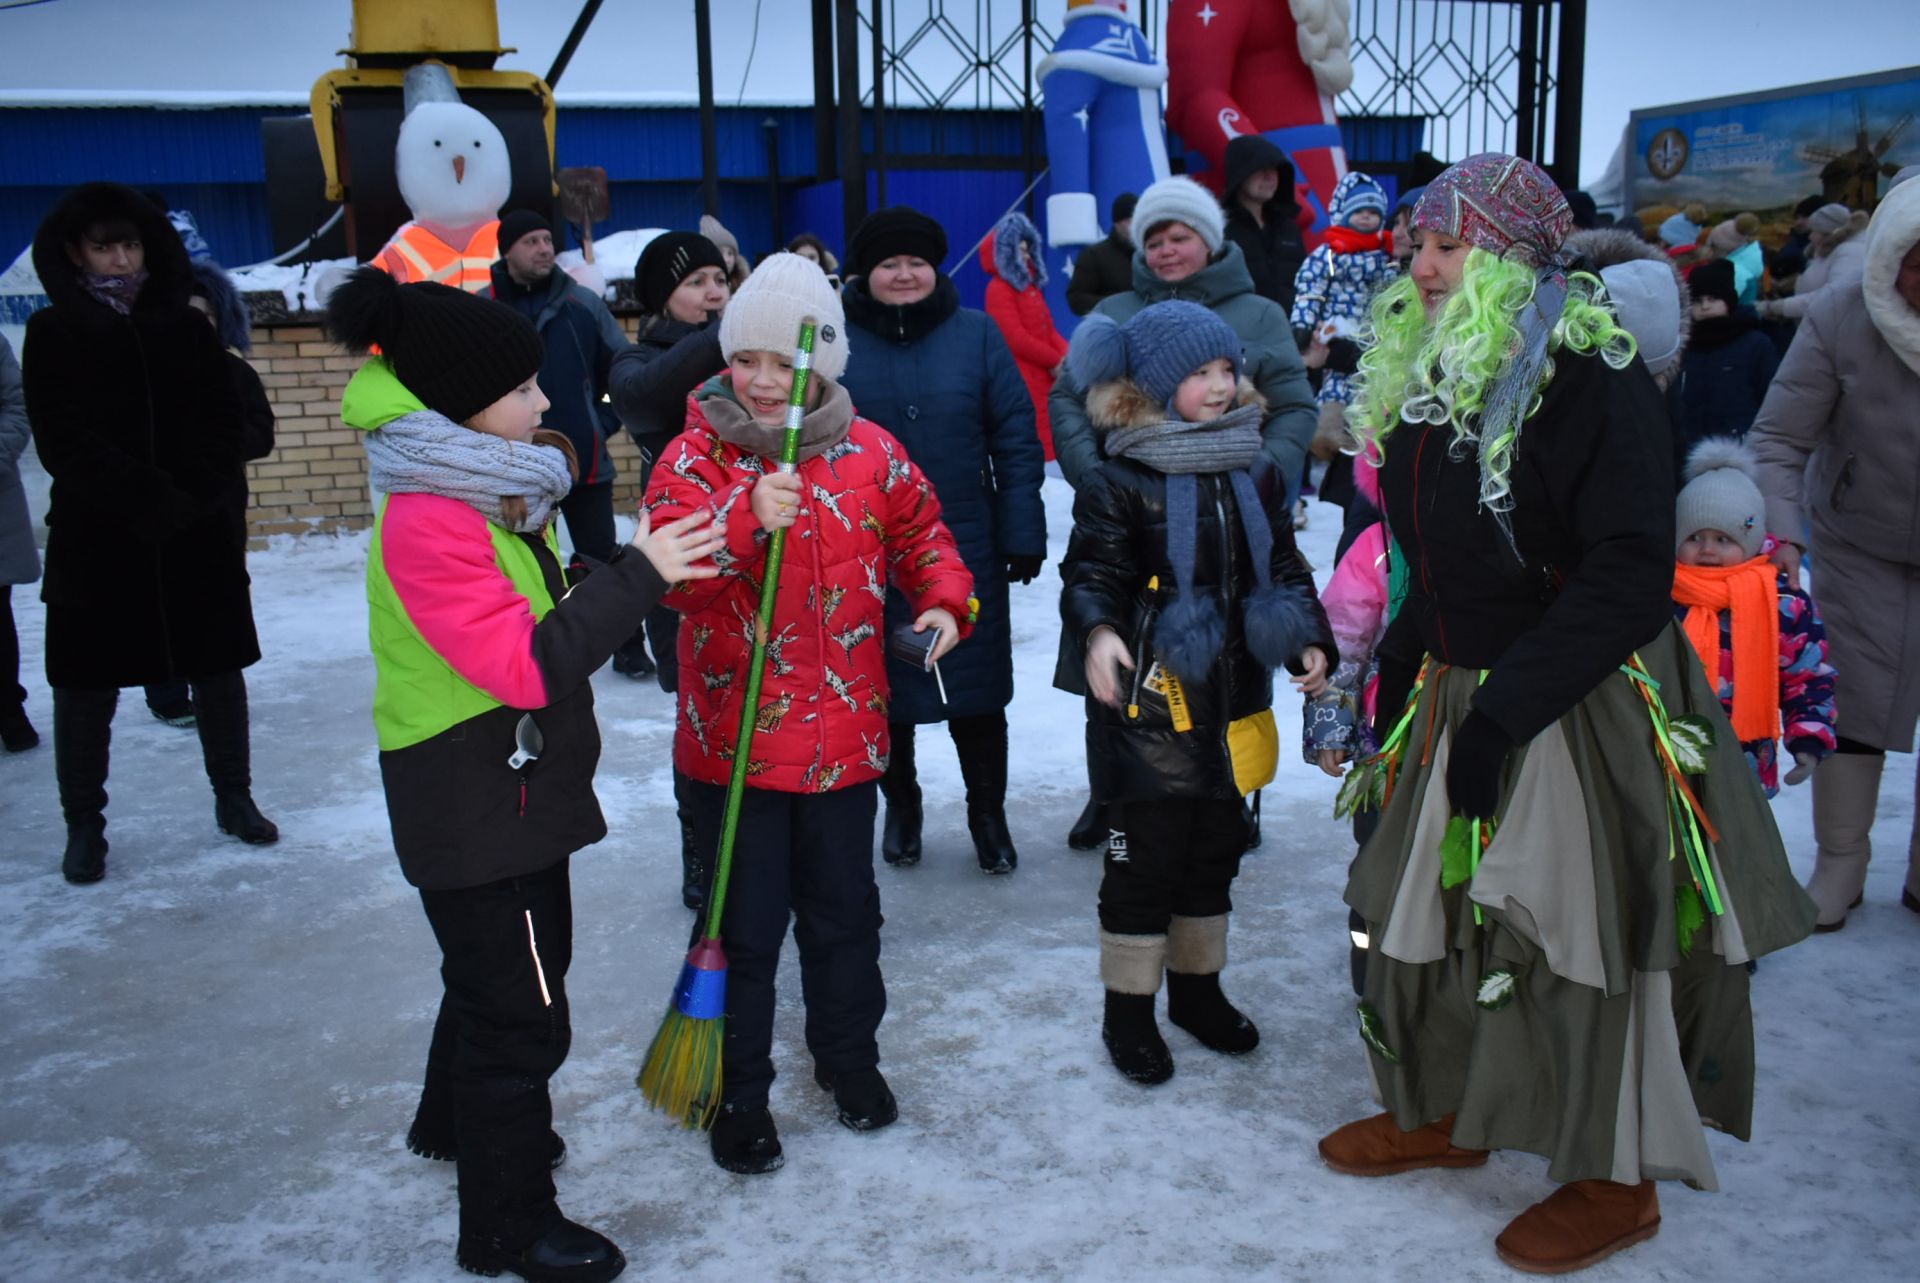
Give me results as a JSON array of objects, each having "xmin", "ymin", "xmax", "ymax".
[
  {"xmin": 913, "ymin": 608, "xmax": 961, "ymax": 662},
  {"xmin": 1085, "ymin": 626, "xmax": 1135, "ymax": 709},
  {"xmin": 1291, "ymin": 646, "xmax": 1332, "ymax": 698},
  {"xmin": 751, "ymin": 471, "xmax": 804, "ymax": 532},
  {"xmin": 630, "ymin": 509, "xmax": 724, "ymax": 584},
  {"xmin": 1317, "ymin": 748, "xmax": 1350, "ymax": 779},
  {"xmin": 1783, "ymin": 751, "xmax": 1820, "ymax": 786}
]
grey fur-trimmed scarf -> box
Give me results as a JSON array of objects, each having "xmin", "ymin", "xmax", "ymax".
[{"xmin": 363, "ymin": 410, "xmax": 574, "ymax": 533}]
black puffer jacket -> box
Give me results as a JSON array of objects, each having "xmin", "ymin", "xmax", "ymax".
[
  {"xmin": 607, "ymin": 312, "xmax": 724, "ymax": 464},
  {"xmin": 1059, "ymin": 378, "xmax": 1334, "ymax": 803}
]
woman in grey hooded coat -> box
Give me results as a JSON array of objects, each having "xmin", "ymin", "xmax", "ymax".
[{"xmin": 1750, "ymin": 172, "xmax": 1920, "ymax": 930}]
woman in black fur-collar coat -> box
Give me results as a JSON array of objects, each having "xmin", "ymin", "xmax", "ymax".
[{"xmin": 23, "ymin": 182, "xmax": 276, "ymax": 884}]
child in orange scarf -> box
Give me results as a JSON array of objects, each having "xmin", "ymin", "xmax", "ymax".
[{"xmin": 1670, "ymin": 439, "xmax": 1835, "ymax": 797}]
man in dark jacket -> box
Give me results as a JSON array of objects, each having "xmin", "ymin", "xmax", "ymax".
[
  {"xmin": 484, "ymin": 210, "xmax": 637, "ymax": 636},
  {"xmin": 1221, "ymin": 135, "xmax": 1307, "ymax": 311},
  {"xmin": 1066, "ymin": 193, "xmax": 1138, "ymax": 316}
]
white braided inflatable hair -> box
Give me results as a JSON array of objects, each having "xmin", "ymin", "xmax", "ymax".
[{"xmin": 1292, "ymin": 0, "xmax": 1355, "ymax": 97}]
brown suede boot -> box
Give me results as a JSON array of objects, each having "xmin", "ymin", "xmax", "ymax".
[
  {"xmin": 1494, "ymin": 1180, "xmax": 1660, "ymax": 1274},
  {"xmin": 1317, "ymin": 1111, "xmax": 1489, "ymax": 1177}
]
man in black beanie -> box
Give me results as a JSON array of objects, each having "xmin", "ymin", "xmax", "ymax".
[
  {"xmin": 482, "ymin": 210, "xmax": 638, "ymax": 666},
  {"xmin": 1066, "ymin": 191, "xmax": 1140, "ymax": 315}
]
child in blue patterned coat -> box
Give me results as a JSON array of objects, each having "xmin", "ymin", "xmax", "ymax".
[{"xmin": 1290, "ymin": 173, "xmax": 1399, "ymax": 455}]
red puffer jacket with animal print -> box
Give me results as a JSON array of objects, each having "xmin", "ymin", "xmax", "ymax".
[{"xmin": 643, "ymin": 373, "xmax": 974, "ymax": 794}]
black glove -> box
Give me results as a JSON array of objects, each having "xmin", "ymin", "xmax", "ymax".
[
  {"xmin": 1444, "ymin": 710, "xmax": 1513, "ymax": 821},
  {"xmin": 1007, "ymin": 554, "xmax": 1046, "ymax": 585},
  {"xmin": 1325, "ymin": 337, "xmax": 1362, "ymax": 375},
  {"xmin": 1369, "ymin": 653, "xmax": 1418, "ymax": 747}
]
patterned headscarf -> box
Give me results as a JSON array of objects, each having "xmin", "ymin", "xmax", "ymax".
[
  {"xmin": 1413, "ymin": 154, "xmax": 1577, "ymax": 561},
  {"xmin": 1411, "ymin": 153, "xmax": 1573, "ymax": 268}
]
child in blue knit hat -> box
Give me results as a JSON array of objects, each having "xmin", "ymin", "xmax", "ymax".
[
  {"xmin": 1289, "ymin": 172, "xmax": 1399, "ymax": 459},
  {"xmin": 1056, "ymin": 298, "xmax": 1337, "ymax": 1087}
]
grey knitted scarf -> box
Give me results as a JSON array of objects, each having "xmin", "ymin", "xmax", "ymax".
[
  {"xmin": 363, "ymin": 410, "xmax": 574, "ymax": 533},
  {"xmin": 1103, "ymin": 402, "xmax": 1264, "ymax": 475}
]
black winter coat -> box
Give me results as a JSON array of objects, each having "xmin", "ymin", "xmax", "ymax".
[
  {"xmin": 1066, "ymin": 230, "xmax": 1137, "ymax": 316},
  {"xmin": 1376, "ymin": 349, "xmax": 1676, "ymax": 746},
  {"xmin": 1223, "ymin": 200, "xmax": 1307, "ymax": 312},
  {"xmin": 840, "ymin": 274, "xmax": 1048, "ymax": 723},
  {"xmin": 24, "ymin": 182, "xmax": 258, "ymax": 689},
  {"xmin": 1059, "ymin": 381, "xmax": 1333, "ymax": 803},
  {"xmin": 607, "ymin": 312, "xmax": 724, "ymax": 466},
  {"xmin": 485, "ymin": 262, "xmax": 629, "ymax": 485},
  {"xmin": 1667, "ymin": 312, "xmax": 1780, "ymax": 468}
]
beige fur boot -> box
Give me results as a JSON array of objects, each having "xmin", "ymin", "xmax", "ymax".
[{"xmin": 1807, "ymin": 751, "xmax": 1887, "ymax": 931}]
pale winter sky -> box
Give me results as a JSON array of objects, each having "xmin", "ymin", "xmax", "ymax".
[{"xmin": 0, "ymin": 0, "xmax": 1914, "ymax": 189}]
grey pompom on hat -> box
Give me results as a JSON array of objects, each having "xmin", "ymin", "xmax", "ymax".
[{"xmin": 1676, "ymin": 437, "xmax": 1767, "ymax": 560}]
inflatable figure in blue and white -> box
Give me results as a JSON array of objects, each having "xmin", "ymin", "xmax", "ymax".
[{"xmin": 1038, "ymin": 0, "xmax": 1172, "ymax": 253}]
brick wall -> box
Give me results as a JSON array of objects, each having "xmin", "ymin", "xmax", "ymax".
[{"xmin": 242, "ymin": 313, "xmax": 653, "ymax": 547}]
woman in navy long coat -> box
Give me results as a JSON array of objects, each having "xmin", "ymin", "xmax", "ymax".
[{"xmin": 839, "ymin": 207, "xmax": 1047, "ymax": 873}]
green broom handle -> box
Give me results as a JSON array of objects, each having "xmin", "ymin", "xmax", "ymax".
[{"xmin": 703, "ymin": 319, "xmax": 819, "ymax": 939}]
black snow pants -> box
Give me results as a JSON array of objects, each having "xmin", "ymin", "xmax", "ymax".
[
  {"xmin": 1098, "ymin": 797, "xmax": 1251, "ymax": 936},
  {"xmin": 681, "ymin": 778, "xmax": 884, "ymax": 1108},
  {"xmin": 415, "ymin": 858, "xmax": 573, "ymax": 1249}
]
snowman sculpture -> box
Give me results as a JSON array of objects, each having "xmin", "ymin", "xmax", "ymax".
[{"xmin": 371, "ymin": 62, "xmax": 512, "ymax": 292}]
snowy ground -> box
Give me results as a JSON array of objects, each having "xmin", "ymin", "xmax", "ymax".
[{"xmin": 2, "ymin": 473, "xmax": 1916, "ymax": 1283}]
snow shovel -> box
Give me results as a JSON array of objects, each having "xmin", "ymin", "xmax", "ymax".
[
  {"xmin": 556, "ymin": 165, "xmax": 609, "ymax": 263},
  {"xmin": 637, "ymin": 317, "xmax": 819, "ymax": 1130}
]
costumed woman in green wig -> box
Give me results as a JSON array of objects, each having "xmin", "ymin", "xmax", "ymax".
[{"xmin": 1314, "ymin": 154, "xmax": 1815, "ymax": 1274}]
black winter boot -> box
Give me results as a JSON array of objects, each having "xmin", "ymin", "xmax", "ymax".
[
  {"xmin": 1100, "ymin": 931, "xmax": 1171, "ymax": 1084},
  {"xmin": 62, "ymin": 821, "xmax": 108, "ymax": 885},
  {"xmin": 709, "ymin": 1103, "xmax": 784, "ymax": 1174},
  {"xmin": 1165, "ymin": 914, "xmax": 1258, "ymax": 1053},
  {"xmin": 880, "ymin": 721, "xmax": 923, "ymax": 867},
  {"xmin": 1102, "ymin": 991, "xmax": 1174, "ymax": 1085},
  {"xmin": 456, "ymin": 1217, "xmax": 626, "ymax": 1283},
  {"xmin": 1166, "ymin": 972, "xmax": 1260, "ymax": 1054},
  {"xmin": 814, "ymin": 1066, "xmax": 898, "ymax": 1132},
  {"xmin": 193, "ymin": 672, "xmax": 278, "ymax": 844},
  {"xmin": 1067, "ymin": 795, "xmax": 1105, "ymax": 851},
  {"xmin": 53, "ymin": 686, "xmax": 116, "ymax": 882},
  {"xmin": 953, "ymin": 712, "xmax": 1017, "ymax": 874},
  {"xmin": 0, "ymin": 704, "xmax": 38, "ymax": 753},
  {"xmin": 610, "ymin": 635, "xmax": 655, "ymax": 681}
]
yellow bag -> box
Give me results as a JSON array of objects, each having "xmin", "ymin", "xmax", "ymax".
[{"xmin": 1227, "ymin": 708, "xmax": 1279, "ymax": 795}]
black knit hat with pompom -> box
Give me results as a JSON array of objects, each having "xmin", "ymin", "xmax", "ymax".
[{"xmin": 325, "ymin": 267, "xmax": 544, "ymax": 423}]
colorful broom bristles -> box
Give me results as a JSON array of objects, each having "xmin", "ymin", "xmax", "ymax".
[{"xmin": 637, "ymin": 937, "xmax": 728, "ymax": 1128}]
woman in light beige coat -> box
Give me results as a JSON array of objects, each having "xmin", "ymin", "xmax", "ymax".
[
  {"xmin": 1755, "ymin": 204, "xmax": 1870, "ymax": 322},
  {"xmin": 1749, "ymin": 173, "xmax": 1920, "ymax": 930}
]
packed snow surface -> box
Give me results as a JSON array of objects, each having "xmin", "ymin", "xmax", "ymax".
[{"xmin": 2, "ymin": 475, "xmax": 1915, "ymax": 1281}]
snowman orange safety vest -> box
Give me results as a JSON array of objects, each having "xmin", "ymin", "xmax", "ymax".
[{"xmin": 373, "ymin": 220, "xmax": 501, "ymax": 293}]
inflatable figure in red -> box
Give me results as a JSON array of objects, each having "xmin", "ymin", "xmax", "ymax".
[{"xmin": 1166, "ymin": 0, "xmax": 1355, "ymax": 236}]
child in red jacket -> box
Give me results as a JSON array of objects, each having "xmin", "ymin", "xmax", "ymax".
[
  {"xmin": 644, "ymin": 254, "xmax": 974, "ymax": 1174},
  {"xmin": 984, "ymin": 211, "xmax": 1070, "ymax": 458}
]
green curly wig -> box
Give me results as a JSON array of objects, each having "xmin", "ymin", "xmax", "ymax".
[{"xmin": 1346, "ymin": 250, "xmax": 1636, "ymax": 514}]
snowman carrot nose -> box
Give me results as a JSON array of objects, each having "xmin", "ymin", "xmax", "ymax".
[{"xmin": 453, "ymin": 154, "xmax": 466, "ymax": 183}]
